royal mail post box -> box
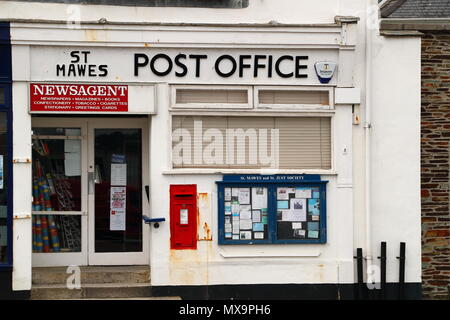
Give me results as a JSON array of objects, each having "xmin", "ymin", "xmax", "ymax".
[{"xmin": 170, "ymin": 184, "xmax": 197, "ymax": 250}]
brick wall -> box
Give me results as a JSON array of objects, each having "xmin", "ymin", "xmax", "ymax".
[{"xmin": 421, "ymin": 31, "xmax": 450, "ymax": 300}]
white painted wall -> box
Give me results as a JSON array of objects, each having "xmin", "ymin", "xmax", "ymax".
[
  {"xmin": 2, "ymin": 0, "xmax": 422, "ymax": 293},
  {"xmin": 10, "ymin": 43, "xmax": 33, "ymax": 291},
  {"xmin": 11, "ymin": 81, "xmax": 33, "ymax": 291},
  {"xmin": 370, "ymin": 36, "xmax": 422, "ymax": 283},
  {"xmin": 149, "ymin": 84, "xmax": 354, "ymax": 286}
]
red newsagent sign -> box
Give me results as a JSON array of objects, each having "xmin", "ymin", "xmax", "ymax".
[{"xmin": 30, "ymin": 83, "xmax": 128, "ymax": 112}]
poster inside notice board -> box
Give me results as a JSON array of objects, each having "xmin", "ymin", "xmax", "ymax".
[{"xmin": 276, "ymin": 187, "xmax": 321, "ymax": 240}]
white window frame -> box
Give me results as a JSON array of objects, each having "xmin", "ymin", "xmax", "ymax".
[
  {"xmin": 170, "ymin": 84, "xmax": 254, "ymax": 110},
  {"xmin": 254, "ymin": 86, "xmax": 334, "ymax": 111}
]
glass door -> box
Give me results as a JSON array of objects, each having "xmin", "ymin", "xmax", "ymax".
[
  {"xmin": 88, "ymin": 118, "xmax": 149, "ymax": 265},
  {"xmin": 31, "ymin": 119, "xmax": 88, "ymax": 267}
]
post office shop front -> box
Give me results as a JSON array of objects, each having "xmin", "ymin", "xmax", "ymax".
[{"xmin": 8, "ymin": 18, "xmax": 422, "ymax": 299}]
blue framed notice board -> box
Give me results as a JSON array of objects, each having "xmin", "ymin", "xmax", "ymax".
[{"xmin": 216, "ymin": 175, "xmax": 328, "ymax": 245}]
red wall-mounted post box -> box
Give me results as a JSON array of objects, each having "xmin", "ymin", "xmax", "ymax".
[{"xmin": 170, "ymin": 184, "xmax": 197, "ymax": 250}]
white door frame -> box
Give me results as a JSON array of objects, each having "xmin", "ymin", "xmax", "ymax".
[
  {"xmin": 31, "ymin": 117, "xmax": 150, "ymax": 267},
  {"xmin": 87, "ymin": 118, "xmax": 150, "ymax": 266}
]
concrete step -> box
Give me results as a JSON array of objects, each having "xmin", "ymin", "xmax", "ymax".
[
  {"xmin": 32, "ymin": 266, "xmax": 150, "ymax": 285},
  {"xmin": 31, "ymin": 283, "xmax": 153, "ymax": 300}
]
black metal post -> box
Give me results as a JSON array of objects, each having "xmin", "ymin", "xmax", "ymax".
[
  {"xmin": 397, "ymin": 242, "xmax": 406, "ymax": 300},
  {"xmin": 354, "ymin": 248, "xmax": 365, "ymax": 300},
  {"xmin": 378, "ymin": 242, "xmax": 387, "ymax": 300}
]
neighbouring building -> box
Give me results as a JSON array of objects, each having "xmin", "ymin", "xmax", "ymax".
[
  {"xmin": 381, "ymin": 0, "xmax": 450, "ymax": 300},
  {"xmin": 0, "ymin": 0, "xmax": 423, "ymax": 299},
  {"xmin": 0, "ymin": 21, "xmax": 13, "ymax": 299}
]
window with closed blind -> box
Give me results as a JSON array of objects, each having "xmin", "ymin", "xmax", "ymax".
[
  {"xmin": 172, "ymin": 116, "xmax": 331, "ymax": 170},
  {"xmin": 172, "ymin": 86, "xmax": 252, "ymax": 109},
  {"xmin": 255, "ymin": 86, "xmax": 332, "ymax": 110},
  {"xmin": 172, "ymin": 85, "xmax": 332, "ymax": 110}
]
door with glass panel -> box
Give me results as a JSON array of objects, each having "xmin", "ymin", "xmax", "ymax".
[
  {"xmin": 31, "ymin": 118, "xmax": 149, "ymax": 266},
  {"xmin": 31, "ymin": 119, "xmax": 88, "ymax": 267},
  {"xmin": 87, "ymin": 118, "xmax": 149, "ymax": 265}
]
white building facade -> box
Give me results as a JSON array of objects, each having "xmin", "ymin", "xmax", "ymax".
[{"xmin": 0, "ymin": 0, "xmax": 422, "ymax": 299}]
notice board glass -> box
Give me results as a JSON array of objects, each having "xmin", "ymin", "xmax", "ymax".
[
  {"xmin": 223, "ymin": 186, "xmax": 269, "ymax": 241},
  {"xmin": 217, "ymin": 175, "xmax": 327, "ymax": 244}
]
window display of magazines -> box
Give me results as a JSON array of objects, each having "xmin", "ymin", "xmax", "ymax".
[{"xmin": 217, "ymin": 174, "xmax": 327, "ymax": 244}]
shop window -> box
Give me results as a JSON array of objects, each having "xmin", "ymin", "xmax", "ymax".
[
  {"xmin": 0, "ymin": 112, "xmax": 9, "ymax": 263},
  {"xmin": 32, "ymin": 214, "xmax": 81, "ymax": 253},
  {"xmin": 172, "ymin": 115, "xmax": 331, "ymax": 170},
  {"xmin": 255, "ymin": 86, "xmax": 332, "ymax": 110},
  {"xmin": 172, "ymin": 86, "xmax": 252, "ymax": 109},
  {"xmin": 217, "ymin": 175, "xmax": 327, "ymax": 244},
  {"xmin": 31, "ymin": 127, "xmax": 82, "ymax": 253}
]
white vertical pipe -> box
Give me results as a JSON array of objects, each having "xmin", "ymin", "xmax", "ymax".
[{"xmin": 364, "ymin": 0, "xmax": 377, "ymax": 284}]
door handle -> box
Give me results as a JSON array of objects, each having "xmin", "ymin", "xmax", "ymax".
[
  {"xmin": 145, "ymin": 185, "xmax": 150, "ymax": 203},
  {"xmin": 88, "ymin": 172, "xmax": 95, "ymax": 195}
]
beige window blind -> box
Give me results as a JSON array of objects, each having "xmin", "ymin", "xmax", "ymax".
[
  {"xmin": 172, "ymin": 116, "xmax": 331, "ymax": 169},
  {"xmin": 176, "ymin": 89, "xmax": 249, "ymax": 104},
  {"xmin": 258, "ymin": 89, "xmax": 329, "ymax": 105}
]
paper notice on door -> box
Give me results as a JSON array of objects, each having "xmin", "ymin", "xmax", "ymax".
[
  {"xmin": 111, "ymin": 154, "xmax": 126, "ymax": 164},
  {"xmin": 63, "ymin": 139, "xmax": 81, "ymax": 177},
  {"xmin": 64, "ymin": 140, "xmax": 81, "ymax": 153},
  {"xmin": 111, "ymin": 164, "xmax": 127, "ymax": 186},
  {"xmin": 110, "ymin": 186, "xmax": 126, "ymax": 231},
  {"xmin": 64, "ymin": 152, "xmax": 81, "ymax": 177}
]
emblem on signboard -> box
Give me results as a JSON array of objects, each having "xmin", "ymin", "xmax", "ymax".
[{"xmin": 314, "ymin": 61, "xmax": 337, "ymax": 84}]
